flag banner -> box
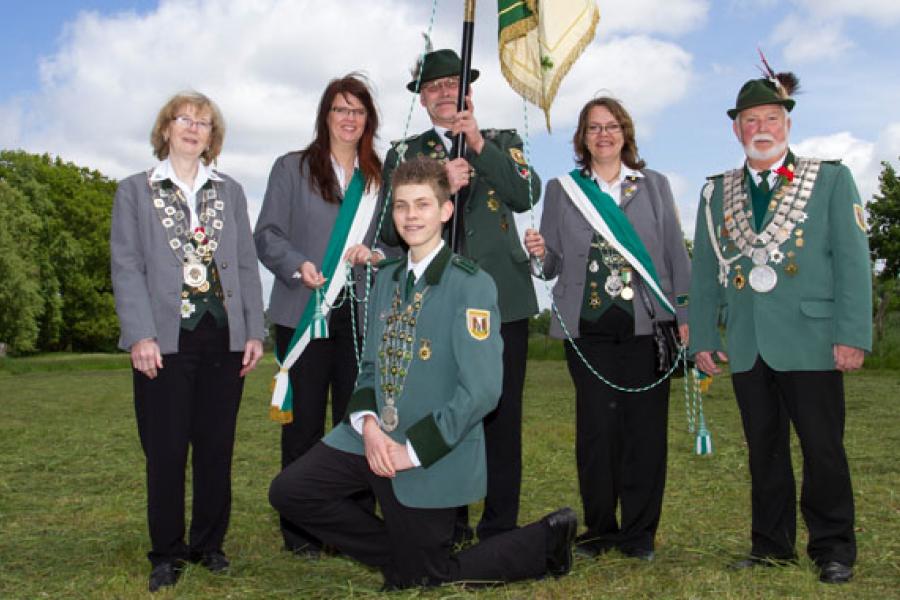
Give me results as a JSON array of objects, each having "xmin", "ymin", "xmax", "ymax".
[{"xmin": 498, "ymin": 0, "xmax": 600, "ymax": 130}]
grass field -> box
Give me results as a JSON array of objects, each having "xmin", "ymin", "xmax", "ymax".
[{"xmin": 0, "ymin": 355, "xmax": 898, "ymax": 599}]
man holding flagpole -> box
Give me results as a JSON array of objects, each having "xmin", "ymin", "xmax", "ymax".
[{"xmin": 380, "ymin": 48, "xmax": 541, "ymax": 544}]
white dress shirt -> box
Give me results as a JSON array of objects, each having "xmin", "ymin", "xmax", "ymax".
[
  {"xmin": 150, "ymin": 158, "xmax": 222, "ymax": 231},
  {"xmin": 747, "ymin": 152, "xmax": 787, "ymax": 189},
  {"xmin": 591, "ymin": 164, "xmax": 644, "ymax": 205},
  {"xmin": 349, "ymin": 239, "xmax": 447, "ymax": 467}
]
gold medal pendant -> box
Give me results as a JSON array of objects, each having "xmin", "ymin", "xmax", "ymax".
[
  {"xmin": 733, "ymin": 266, "xmax": 746, "ymax": 290},
  {"xmin": 418, "ymin": 339, "xmax": 432, "ymax": 361}
]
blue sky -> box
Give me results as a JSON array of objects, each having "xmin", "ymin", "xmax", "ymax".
[{"xmin": 2, "ymin": 0, "xmax": 899, "ymax": 302}]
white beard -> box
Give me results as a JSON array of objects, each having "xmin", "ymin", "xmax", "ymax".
[{"xmin": 742, "ymin": 133, "xmax": 788, "ymax": 162}]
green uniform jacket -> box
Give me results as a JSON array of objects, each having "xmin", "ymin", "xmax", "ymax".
[
  {"xmin": 324, "ymin": 244, "xmax": 503, "ymax": 509},
  {"xmin": 689, "ymin": 158, "xmax": 872, "ymax": 373},
  {"xmin": 380, "ymin": 128, "xmax": 540, "ymax": 323}
]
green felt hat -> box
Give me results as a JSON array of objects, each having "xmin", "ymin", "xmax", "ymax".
[
  {"xmin": 727, "ymin": 78, "xmax": 796, "ymax": 120},
  {"xmin": 406, "ymin": 49, "xmax": 480, "ymax": 93}
]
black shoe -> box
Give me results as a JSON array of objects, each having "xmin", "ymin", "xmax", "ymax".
[
  {"xmin": 729, "ymin": 555, "xmax": 795, "ymax": 570},
  {"xmin": 148, "ymin": 562, "xmax": 181, "ymax": 593},
  {"xmin": 621, "ymin": 547, "xmax": 655, "ymax": 561},
  {"xmin": 819, "ymin": 561, "xmax": 853, "ymax": 584},
  {"xmin": 198, "ymin": 551, "xmax": 229, "ymax": 573},
  {"xmin": 543, "ymin": 507, "xmax": 578, "ymax": 578}
]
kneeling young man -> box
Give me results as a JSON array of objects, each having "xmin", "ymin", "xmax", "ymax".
[{"xmin": 269, "ymin": 157, "xmax": 576, "ymax": 589}]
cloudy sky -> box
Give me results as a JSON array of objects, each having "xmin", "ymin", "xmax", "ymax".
[{"xmin": 2, "ymin": 0, "xmax": 899, "ymax": 303}]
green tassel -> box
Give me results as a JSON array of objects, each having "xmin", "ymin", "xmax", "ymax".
[
  {"xmin": 311, "ymin": 288, "xmax": 328, "ymax": 340},
  {"xmin": 695, "ymin": 416, "xmax": 713, "ymax": 455}
]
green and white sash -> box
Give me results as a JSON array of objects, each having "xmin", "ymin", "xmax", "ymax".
[
  {"xmin": 559, "ymin": 170, "xmax": 675, "ymax": 315},
  {"xmin": 270, "ymin": 170, "xmax": 378, "ymax": 423}
]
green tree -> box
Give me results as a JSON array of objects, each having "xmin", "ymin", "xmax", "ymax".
[
  {"xmin": 0, "ymin": 151, "xmax": 118, "ymax": 351},
  {"xmin": 868, "ymin": 158, "xmax": 900, "ymax": 341},
  {"xmin": 0, "ymin": 181, "xmax": 45, "ymax": 353}
]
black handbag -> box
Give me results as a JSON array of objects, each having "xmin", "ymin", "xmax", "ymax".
[{"xmin": 637, "ymin": 282, "xmax": 689, "ymax": 378}]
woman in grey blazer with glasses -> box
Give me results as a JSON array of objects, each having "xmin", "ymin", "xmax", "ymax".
[
  {"xmin": 525, "ymin": 97, "xmax": 691, "ymax": 563},
  {"xmin": 110, "ymin": 91, "xmax": 265, "ymax": 593}
]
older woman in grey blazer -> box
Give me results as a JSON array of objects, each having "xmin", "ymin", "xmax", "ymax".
[
  {"xmin": 524, "ymin": 97, "xmax": 690, "ymax": 561},
  {"xmin": 111, "ymin": 91, "xmax": 264, "ymax": 592},
  {"xmin": 254, "ymin": 74, "xmax": 383, "ymax": 556}
]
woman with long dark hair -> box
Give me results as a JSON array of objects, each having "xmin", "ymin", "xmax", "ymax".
[
  {"xmin": 524, "ymin": 96, "xmax": 691, "ymax": 561},
  {"xmin": 254, "ymin": 73, "xmax": 384, "ymax": 555}
]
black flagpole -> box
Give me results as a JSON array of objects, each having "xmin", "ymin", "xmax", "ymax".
[{"xmin": 450, "ymin": 0, "xmax": 476, "ymax": 252}]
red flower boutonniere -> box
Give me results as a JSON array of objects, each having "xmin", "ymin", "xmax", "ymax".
[{"xmin": 775, "ymin": 164, "xmax": 795, "ymax": 185}]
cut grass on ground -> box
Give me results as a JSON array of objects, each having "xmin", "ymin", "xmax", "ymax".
[{"xmin": 0, "ymin": 356, "xmax": 898, "ymax": 599}]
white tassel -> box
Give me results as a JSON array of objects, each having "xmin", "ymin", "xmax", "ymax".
[{"xmin": 271, "ymin": 368, "xmax": 290, "ymax": 411}]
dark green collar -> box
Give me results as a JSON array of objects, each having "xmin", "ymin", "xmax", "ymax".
[{"xmin": 390, "ymin": 243, "xmax": 452, "ymax": 285}]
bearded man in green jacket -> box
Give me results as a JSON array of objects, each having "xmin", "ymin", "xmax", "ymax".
[{"xmin": 689, "ymin": 66, "xmax": 871, "ymax": 585}]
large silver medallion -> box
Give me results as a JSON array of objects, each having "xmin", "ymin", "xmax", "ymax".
[
  {"xmin": 604, "ymin": 270, "xmax": 623, "ymax": 297},
  {"xmin": 183, "ymin": 255, "xmax": 208, "ymax": 288},
  {"xmin": 380, "ymin": 404, "xmax": 398, "ymax": 432},
  {"xmin": 748, "ymin": 264, "xmax": 777, "ymax": 293}
]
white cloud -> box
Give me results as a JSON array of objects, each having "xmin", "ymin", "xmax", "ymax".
[
  {"xmin": 7, "ymin": 0, "xmax": 696, "ymax": 203},
  {"xmin": 596, "ymin": 0, "xmax": 709, "ymax": 36},
  {"xmin": 795, "ymin": 0, "xmax": 900, "ymax": 24},
  {"xmin": 773, "ymin": 17, "xmax": 853, "ymax": 64},
  {"xmin": 549, "ymin": 35, "xmax": 694, "ymax": 130},
  {"xmin": 792, "ymin": 131, "xmax": 881, "ymax": 202},
  {"xmin": 663, "ymin": 171, "xmax": 697, "ymax": 237}
]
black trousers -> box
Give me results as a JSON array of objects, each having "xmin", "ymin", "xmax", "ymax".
[
  {"xmin": 732, "ymin": 357, "xmax": 856, "ymax": 566},
  {"xmin": 133, "ymin": 316, "xmax": 244, "ymax": 566},
  {"xmin": 269, "ymin": 442, "xmax": 549, "ymax": 588},
  {"xmin": 563, "ymin": 311, "xmax": 669, "ymax": 554},
  {"xmin": 457, "ymin": 318, "xmax": 528, "ymax": 540},
  {"xmin": 275, "ymin": 299, "xmax": 361, "ymax": 551}
]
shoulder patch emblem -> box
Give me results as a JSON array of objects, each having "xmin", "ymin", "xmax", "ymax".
[
  {"xmin": 854, "ymin": 203, "xmax": 867, "ymax": 232},
  {"xmin": 509, "ymin": 147, "xmax": 527, "ymax": 166},
  {"xmin": 466, "ymin": 309, "xmax": 490, "ymax": 341}
]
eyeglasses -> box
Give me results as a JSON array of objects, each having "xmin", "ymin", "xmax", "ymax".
[
  {"xmin": 420, "ymin": 77, "xmax": 460, "ymax": 93},
  {"xmin": 173, "ymin": 115, "xmax": 212, "ymax": 131},
  {"xmin": 586, "ymin": 123, "xmax": 622, "ymax": 136},
  {"xmin": 331, "ymin": 106, "xmax": 367, "ymax": 119}
]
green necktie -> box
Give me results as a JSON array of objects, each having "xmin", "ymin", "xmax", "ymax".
[
  {"xmin": 758, "ymin": 170, "xmax": 771, "ymax": 194},
  {"xmin": 405, "ymin": 270, "xmax": 416, "ymax": 302}
]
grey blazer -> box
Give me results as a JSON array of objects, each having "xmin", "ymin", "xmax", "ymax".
[
  {"xmin": 254, "ymin": 152, "xmax": 382, "ymax": 329},
  {"xmin": 111, "ymin": 170, "xmax": 266, "ymax": 354},
  {"xmin": 538, "ymin": 169, "xmax": 691, "ymax": 339}
]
